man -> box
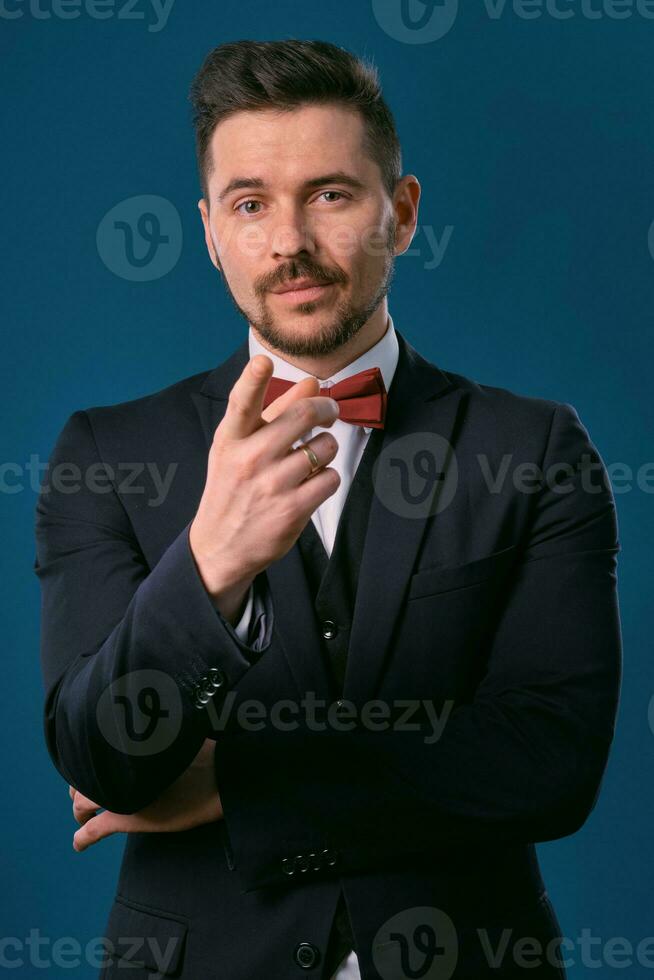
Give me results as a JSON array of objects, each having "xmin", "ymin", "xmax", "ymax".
[{"xmin": 36, "ymin": 39, "xmax": 622, "ymax": 980}]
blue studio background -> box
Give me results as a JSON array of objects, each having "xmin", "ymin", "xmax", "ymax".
[{"xmin": 2, "ymin": 1, "xmax": 653, "ymax": 976}]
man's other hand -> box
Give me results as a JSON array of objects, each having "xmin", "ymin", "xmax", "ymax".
[{"xmin": 69, "ymin": 738, "xmax": 222, "ymax": 852}]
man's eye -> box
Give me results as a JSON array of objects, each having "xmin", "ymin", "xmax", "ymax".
[
  {"xmin": 235, "ymin": 200, "xmax": 262, "ymax": 215},
  {"xmin": 235, "ymin": 191, "xmax": 346, "ymax": 215}
]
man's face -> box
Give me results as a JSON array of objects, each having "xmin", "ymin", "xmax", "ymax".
[{"xmin": 198, "ymin": 103, "xmax": 404, "ymax": 358}]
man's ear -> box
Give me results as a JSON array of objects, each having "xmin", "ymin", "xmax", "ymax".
[
  {"xmin": 198, "ymin": 198, "xmax": 221, "ymax": 272},
  {"xmin": 391, "ymin": 175, "xmax": 421, "ymax": 257}
]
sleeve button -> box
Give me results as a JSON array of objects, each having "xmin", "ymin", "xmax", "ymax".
[
  {"xmin": 307, "ymin": 851, "xmax": 322, "ymax": 871},
  {"xmin": 192, "ymin": 687, "xmax": 211, "ymax": 708},
  {"xmin": 295, "ymin": 853, "xmax": 310, "ymax": 873},
  {"xmin": 209, "ymin": 667, "xmax": 226, "ymax": 688}
]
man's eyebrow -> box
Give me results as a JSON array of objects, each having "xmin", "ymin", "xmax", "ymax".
[{"xmin": 217, "ymin": 171, "xmax": 367, "ymax": 203}]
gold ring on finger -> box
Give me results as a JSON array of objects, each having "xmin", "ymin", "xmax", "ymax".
[{"xmin": 297, "ymin": 442, "xmax": 321, "ymax": 478}]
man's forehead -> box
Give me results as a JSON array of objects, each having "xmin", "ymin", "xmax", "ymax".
[
  {"xmin": 213, "ymin": 103, "xmax": 362, "ymax": 136},
  {"xmin": 209, "ymin": 104, "xmax": 365, "ymax": 169}
]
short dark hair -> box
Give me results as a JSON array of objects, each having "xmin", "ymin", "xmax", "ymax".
[{"xmin": 188, "ymin": 39, "xmax": 402, "ymax": 205}]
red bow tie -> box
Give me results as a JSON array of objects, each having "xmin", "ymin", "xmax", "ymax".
[{"xmin": 262, "ymin": 366, "xmax": 387, "ymax": 429}]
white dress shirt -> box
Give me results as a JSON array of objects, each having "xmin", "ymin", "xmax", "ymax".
[{"xmin": 229, "ymin": 313, "xmax": 400, "ymax": 980}]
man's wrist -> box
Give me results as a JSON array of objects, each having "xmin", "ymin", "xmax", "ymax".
[
  {"xmin": 188, "ymin": 522, "xmax": 255, "ymax": 624},
  {"xmin": 211, "ymin": 578, "xmax": 254, "ymax": 626}
]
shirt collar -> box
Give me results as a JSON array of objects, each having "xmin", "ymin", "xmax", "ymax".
[{"xmin": 247, "ymin": 313, "xmax": 400, "ymax": 434}]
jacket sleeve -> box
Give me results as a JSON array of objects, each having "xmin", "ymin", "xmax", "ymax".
[
  {"xmin": 35, "ymin": 409, "xmax": 273, "ymax": 814},
  {"xmin": 213, "ymin": 401, "xmax": 623, "ymax": 892}
]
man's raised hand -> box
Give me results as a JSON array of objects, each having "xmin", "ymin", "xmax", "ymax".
[{"xmin": 189, "ymin": 355, "xmax": 340, "ymax": 615}]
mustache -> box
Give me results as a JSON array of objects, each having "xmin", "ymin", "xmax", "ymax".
[{"xmin": 258, "ymin": 262, "xmax": 346, "ymax": 294}]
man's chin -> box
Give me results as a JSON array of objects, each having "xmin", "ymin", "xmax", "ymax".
[
  {"xmin": 256, "ymin": 322, "xmax": 337, "ymax": 356},
  {"xmin": 252, "ymin": 314, "xmax": 356, "ymax": 359}
]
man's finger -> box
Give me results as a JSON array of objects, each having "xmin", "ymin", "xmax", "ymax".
[
  {"xmin": 247, "ymin": 393, "xmax": 339, "ymax": 465},
  {"xmin": 72, "ymin": 791, "xmax": 102, "ymax": 826},
  {"xmin": 73, "ymin": 811, "xmax": 130, "ymax": 852},
  {"xmin": 219, "ymin": 355, "xmax": 274, "ymax": 441},
  {"xmin": 261, "ymin": 375, "xmax": 319, "ymax": 424}
]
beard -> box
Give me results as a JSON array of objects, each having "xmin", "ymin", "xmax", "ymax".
[{"xmin": 217, "ymin": 215, "xmax": 397, "ymax": 358}]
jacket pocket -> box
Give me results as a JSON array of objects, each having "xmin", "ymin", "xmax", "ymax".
[
  {"xmin": 408, "ymin": 544, "xmax": 518, "ymax": 601},
  {"xmin": 102, "ymin": 895, "xmax": 188, "ymax": 976}
]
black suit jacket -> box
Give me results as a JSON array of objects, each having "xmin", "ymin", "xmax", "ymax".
[{"xmin": 35, "ymin": 329, "xmax": 622, "ymax": 979}]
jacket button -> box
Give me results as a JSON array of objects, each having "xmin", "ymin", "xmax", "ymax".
[
  {"xmin": 294, "ymin": 942, "xmax": 320, "ymax": 969},
  {"xmin": 322, "ymin": 620, "xmax": 337, "ymax": 640}
]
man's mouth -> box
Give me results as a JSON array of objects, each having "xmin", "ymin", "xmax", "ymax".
[{"xmin": 270, "ymin": 279, "xmax": 336, "ymax": 302}]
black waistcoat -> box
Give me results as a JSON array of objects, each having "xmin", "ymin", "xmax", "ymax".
[{"xmin": 294, "ymin": 423, "xmax": 385, "ymax": 978}]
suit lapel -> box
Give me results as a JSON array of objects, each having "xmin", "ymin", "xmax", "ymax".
[
  {"xmin": 190, "ymin": 330, "xmax": 465, "ymax": 703},
  {"xmin": 343, "ymin": 335, "xmax": 465, "ymax": 703},
  {"xmin": 190, "ymin": 338, "xmax": 250, "ymax": 449}
]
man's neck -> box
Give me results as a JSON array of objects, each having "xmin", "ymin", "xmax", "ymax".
[{"xmin": 249, "ymin": 304, "xmax": 389, "ymax": 380}]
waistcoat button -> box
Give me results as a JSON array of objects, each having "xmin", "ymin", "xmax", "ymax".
[
  {"xmin": 322, "ymin": 620, "xmax": 337, "ymax": 639},
  {"xmin": 294, "ymin": 941, "xmax": 320, "ymax": 969}
]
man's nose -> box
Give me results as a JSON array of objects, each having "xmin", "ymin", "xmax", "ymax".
[{"xmin": 270, "ymin": 202, "xmax": 315, "ymax": 258}]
